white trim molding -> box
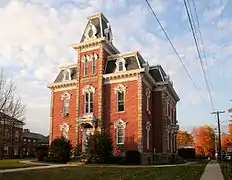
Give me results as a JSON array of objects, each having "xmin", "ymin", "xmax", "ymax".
[
  {"xmin": 60, "ymin": 122, "xmax": 70, "ymax": 140},
  {"xmin": 82, "ymin": 85, "xmax": 96, "ymax": 95},
  {"xmin": 114, "ymin": 84, "xmax": 127, "ymax": 94},
  {"xmin": 146, "ymin": 121, "xmax": 151, "ymax": 150},
  {"xmin": 61, "ymin": 91, "xmax": 71, "ymax": 100},
  {"xmin": 47, "ymin": 80, "xmax": 77, "ymax": 92},
  {"xmin": 114, "ymin": 119, "xmax": 127, "ymax": 145},
  {"xmin": 146, "ymin": 88, "xmax": 151, "ymax": 114}
]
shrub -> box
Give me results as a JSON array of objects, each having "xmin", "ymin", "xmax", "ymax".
[
  {"xmin": 36, "ymin": 146, "xmax": 48, "ymax": 161},
  {"xmin": 85, "ymin": 131, "xmax": 113, "ymax": 164},
  {"xmin": 125, "ymin": 150, "xmax": 141, "ymax": 165},
  {"xmin": 50, "ymin": 137, "xmax": 72, "ymax": 163}
]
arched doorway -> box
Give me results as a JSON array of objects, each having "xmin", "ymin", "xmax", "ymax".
[{"xmin": 81, "ymin": 124, "xmax": 94, "ymax": 152}]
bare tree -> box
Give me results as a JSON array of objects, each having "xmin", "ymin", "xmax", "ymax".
[{"xmin": 0, "ymin": 69, "xmax": 26, "ymax": 159}]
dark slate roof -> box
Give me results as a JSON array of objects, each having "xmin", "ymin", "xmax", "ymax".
[
  {"xmin": 105, "ymin": 56, "xmax": 139, "ymax": 74},
  {"xmin": 80, "ymin": 13, "xmax": 109, "ymax": 43},
  {"xmin": 149, "ymin": 65, "xmax": 167, "ymax": 82},
  {"xmin": 0, "ymin": 112, "xmax": 24, "ymax": 125},
  {"xmin": 22, "ymin": 131, "xmax": 48, "ymax": 141},
  {"xmin": 54, "ymin": 67, "xmax": 77, "ymax": 83}
]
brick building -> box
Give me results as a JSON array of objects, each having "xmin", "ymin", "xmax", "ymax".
[
  {"xmin": 22, "ymin": 129, "xmax": 49, "ymax": 157},
  {"xmin": 0, "ymin": 112, "xmax": 24, "ymax": 159},
  {"xmin": 47, "ymin": 13, "xmax": 179, "ymax": 158}
]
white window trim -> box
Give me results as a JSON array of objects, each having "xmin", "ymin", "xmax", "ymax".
[
  {"xmin": 84, "ymin": 92, "xmax": 93, "ymax": 114},
  {"xmin": 114, "ymin": 84, "xmax": 126, "ymax": 112},
  {"xmin": 84, "ymin": 58, "xmax": 88, "ymax": 76},
  {"xmin": 82, "ymin": 85, "xmax": 95, "ymax": 114},
  {"xmin": 60, "ymin": 122, "xmax": 70, "ymax": 140},
  {"xmin": 62, "ymin": 68, "xmax": 71, "ymax": 81},
  {"xmin": 115, "ymin": 58, "xmax": 126, "ymax": 72},
  {"xmin": 61, "ymin": 92, "xmax": 71, "ymax": 116},
  {"xmin": 114, "ymin": 119, "xmax": 127, "ymax": 145},
  {"xmin": 146, "ymin": 88, "xmax": 151, "ymax": 114},
  {"xmin": 92, "ymin": 57, "xmax": 96, "ymax": 75},
  {"xmin": 146, "ymin": 121, "xmax": 151, "ymax": 150}
]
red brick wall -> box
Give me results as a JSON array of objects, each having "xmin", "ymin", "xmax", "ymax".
[
  {"xmin": 103, "ymin": 81, "xmax": 138, "ymax": 152},
  {"xmin": 152, "ymin": 91, "xmax": 163, "ymax": 153},
  {"xmin": 79, "ymin": 49, "xmax": 100, "ymax": 79},
  {"xmin": 51, "ymin": 89, "xmax": 76, "ymax": 146}
]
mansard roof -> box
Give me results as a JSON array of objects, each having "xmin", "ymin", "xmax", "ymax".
[
  {"xmin": 149, "ymin": 65, "xmax": 167, "ymax": 82},
  {"xmin": 53, "ymin": 64, "xmax": 77, "ymax": 83},
  {"xmin": 80, "ymin": 13, "xmax": 112, "ymax": 43},
  {"xmin": 105, "ymin": 51, "xmax": 144, "ymax": 74}
]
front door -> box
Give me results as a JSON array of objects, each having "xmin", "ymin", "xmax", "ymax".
[{"xmin": 82, "ymin": 128, "xmax": 93, "ymax": 152}]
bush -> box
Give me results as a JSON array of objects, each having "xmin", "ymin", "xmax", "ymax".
[
  {"xmin": 44, "ymin": 156, "xmax": 60, "ymax": 163},
  {"xmin": 85, "ymin": 131, "xmax": 113, "ymax": 164},
  {"xmin": 36, "ymin": 146, "xmax": 48, "ymax": 161},
  {"xmin": 125, "ymin": 151, "xmax": 141, "ymax": 165},
  {"xmin": 50, "ymin": 137, "xmax": 72, "ymax": 163}
]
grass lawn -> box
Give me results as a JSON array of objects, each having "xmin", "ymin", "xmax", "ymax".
[
  {"xmin": 0, "ymin": 160, "xmax": 39, "ymax": 170},
  {"xmin": 220, "ymin": 161, "xmax": 232, "ymax": 180},
  {"xmin": 0, "ymin": 163, "xmax": 207, "ymax": 180}
]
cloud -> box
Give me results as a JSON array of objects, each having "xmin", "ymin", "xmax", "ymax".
[{"xmin": 0, "ymin": 0, "xmax": 232, "ymax": 135}]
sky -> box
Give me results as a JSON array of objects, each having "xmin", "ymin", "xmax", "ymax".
[{"xmin": 0, "ymin": 0, "xmax": 232, "ymax": 135}]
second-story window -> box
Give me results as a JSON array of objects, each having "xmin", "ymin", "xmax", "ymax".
[
  {"xmin": 83, "ymin": 85, "xmax": 95, "ymax": 114},
  {"xmin": 146, "ymin": 89, "xmax": 151, "ymax": 114},
  {"xmin": 63, "ymin": 97, "xmax": 70, "ymax": 116},
  {"xmin": 84, "ymin": 92, "xmax": 93, "ymax": 113},
  {"xmin": 114, "ymin": 84, "xmax": 126, "ymax": 112},
  {"xmin": 84, "ymin": 58, "xmax": 88, "ymax": 76},
  {"xmin": 62, "ymin": 92, "xmax": 70, "ymax": 117},
  {"xmin": 117, "ymin": 91, "xmax": 124, "ymax": 112},
  {"xmin": 92, "ymin": 58, "xmax": 96, "ymax": 75}
]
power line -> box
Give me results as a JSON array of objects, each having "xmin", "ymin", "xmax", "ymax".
[
  {"xmin": 144, "ymin": 0, "xmax": 208, "ymax": 108},
  {"xmin": 191, "ymin": 0, "xmax": 208, "ymax": 67},
  {"xmin": 183, "ymin": 0, "xmax": 215, "ymax": 112}
]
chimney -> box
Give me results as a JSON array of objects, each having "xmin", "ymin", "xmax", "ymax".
[{"xmin": 24, "ymin": 129, "xmax": 30, "ymax": 133}]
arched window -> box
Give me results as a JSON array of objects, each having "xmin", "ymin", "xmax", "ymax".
[
  {"xmin": 92, "ymin": 58, "xmax": 96, "ymax": 75},
  {"xmin": 84, "ymin": 58, "xmax": 88, "ymax": 76},
  {"xmin": 118, "ymin": 61, "xmax": 123, "ymax": 71},
  {"xmin": 84, "ymin": 92, "xmax": 93, "ymax": 113},
  {"xmin": 114, "ymin": 119, "xmax": 127, "ymax": 145},
  {"xmin": 82, "ymin": 85, "xmax": 95, "ymax": 114},
  {"xmin": 61, "ymin": 92, "xmax": 70, "ymax": 116},
  {"xmin": 146, "ymin": 89, "xmax": 151, "ymax": 114},
  {"xmin": 114, "ymin": 84, "xmax": 126, "ymax": 112}
]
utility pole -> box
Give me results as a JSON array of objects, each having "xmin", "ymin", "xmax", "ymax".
[{"xmin": 211, "ymin": 111, "xmax": 225, "ymax": 160}]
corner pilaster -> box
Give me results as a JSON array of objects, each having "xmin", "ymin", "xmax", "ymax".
[
  {"xmin": 49, "ymin": 90, "xmax": 54, "ymax": 145},
  {"xmin": 138, "ymin": 75, "xmax": 143, "ymax": 153}
]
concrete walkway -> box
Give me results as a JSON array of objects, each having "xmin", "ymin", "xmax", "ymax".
[
  {"xmin": 200, "ymin": 160, "xmax": 224, "ymax": 180},
  {"xmin": 0, "ymin": 162, "xmax": 81, "ymax": 174}
]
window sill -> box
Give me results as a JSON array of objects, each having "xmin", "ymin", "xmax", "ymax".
[{"xmin": 116, "ymin": 111, "xmax": 125, "ymax": 113}]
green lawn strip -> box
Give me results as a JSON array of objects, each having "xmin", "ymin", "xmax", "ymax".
[
  {"xmin": 220, "ymin": 162, "xmax": 232, "ymax": 180},
  {"xmin": 0, "ymin": 160, "xmax": 41, "ymax": 170},
  {"xmin": 0, "ymin": 164, "xmax": 207, "ymax": 180}
]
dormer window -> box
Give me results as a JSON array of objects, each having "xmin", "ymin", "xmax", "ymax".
[
  {"xmin": 115, "ymin": 58, "xmax": 126, "ymax": 72},
  {"xmin": 63, "ymin": 68, "xmax": 71, "ymax": 81},
  {"xmin": 118, "ymin": 61, "xmax": 123, "ymax": 71}
]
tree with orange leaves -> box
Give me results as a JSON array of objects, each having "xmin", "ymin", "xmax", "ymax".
[
  {"xmin": 192, "ymin": 125, "xmax": 215, "ymax": 157},
  {"xmin": 177, "ymin": 130, "xmax": 194, "ymax": 146}
]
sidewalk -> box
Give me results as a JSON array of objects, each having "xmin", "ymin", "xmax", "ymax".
[
  {"xmin": 0, "ymin": 163, "xmax": 80, "ymax": 174},
  {"xmin": 200, "ymin": 160, "xmax": 224, "ymax": 180}
]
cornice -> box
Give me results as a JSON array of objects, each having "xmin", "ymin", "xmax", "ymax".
[
  {"xmin": 107, "ymin": 50, "xmax": 138, "ymax": 60},
  {"xmin": 72, "ymin": 37, "xmax": 119, "ymax": 54},
  {"xmin": 81, "ymin": 76, "xmax": 98, "ymax": 83},
  {"xmin": 47, "ymin": 80, "xmax": 77, "ymax": 91},
  {"xmin": 103, "ymin": 68, "xmax": 144, "ymax": 82}
]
